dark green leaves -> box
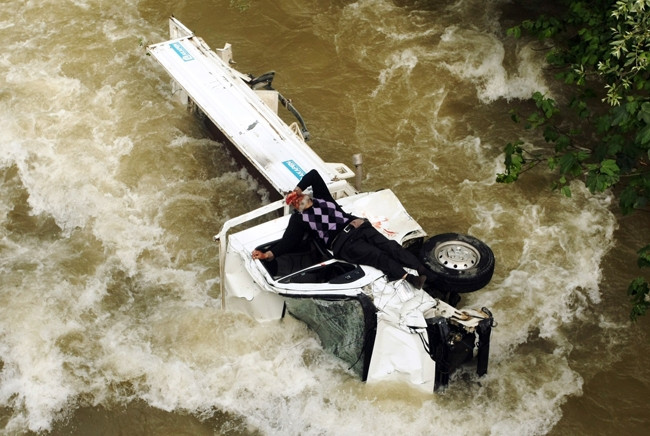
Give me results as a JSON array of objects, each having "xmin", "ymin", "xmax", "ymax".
[
  {"xmin": 496, "ymin": 141, "xmax": 525, "ymax": 183},
  {"xmin": 637, "ymin": 124, "xmax": 650, "ymax": 145},
  {"xmin": 638, "ymin": 244, "xmax": 650, "ymax": 269},
  {"xmin": 533, "ymin": 92, "xmax": 559, "ymax": 119},
  {"xmin": 628, "ymin": 245, "xmax": 650, "ymax": 321},
  {"xmin": 628, "ymin": 277, "xmax": 649, "ymax": 321},
  {"xmin": 585, "ymin": 159, "xmax": 620, "ymax": 193},
  {"xmin": 500, "ymin": 0, "xmax": 650, "ymax": 320}
]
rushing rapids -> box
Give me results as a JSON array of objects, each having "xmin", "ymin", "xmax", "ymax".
[{"xmin": 0, "ymin": 1, "xmax": 647, "ymax": 435}]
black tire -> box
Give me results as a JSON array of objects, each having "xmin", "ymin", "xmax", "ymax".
[{"xmin": 421, "ymin": 233, "xmax": 494, "ymax": 293}]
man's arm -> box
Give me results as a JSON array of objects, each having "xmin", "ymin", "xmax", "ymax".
[
  {"xmin": 296, "ymin": 169, "xmax": 335, "ymax": 203},
  {"xmin": 252, "ymin": 213, "xmax": 306, "ymax": 260}
]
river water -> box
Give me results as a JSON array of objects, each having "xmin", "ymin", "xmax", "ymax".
[{"xmin": 1, "ymin": 0, "xmax": 648, "ymax": 435}]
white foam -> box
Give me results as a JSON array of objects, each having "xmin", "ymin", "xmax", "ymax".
[{"xmin": 440, "ymin": 26, "xmax": 551, "ymax": 102}]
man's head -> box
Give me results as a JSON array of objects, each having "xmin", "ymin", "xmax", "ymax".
[{"xmin": 285, "ymin": 191, "xmax": 312, "ymax": 212}]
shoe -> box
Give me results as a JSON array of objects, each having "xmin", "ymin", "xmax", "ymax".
[
  {"xmin": 406, "ymin": 274, "xmax": 426, "ymax": 289},
  {"xmin": 417, "ymin": 266, "xmax": 440, "ymax": 285}
]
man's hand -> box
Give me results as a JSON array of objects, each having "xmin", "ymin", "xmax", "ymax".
[{"xmin": 285, "ymin": 187, "xmax": 303, "ymax": 206}]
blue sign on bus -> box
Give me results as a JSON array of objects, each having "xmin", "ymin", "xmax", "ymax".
[
  {"xmin": 282, "ymin": 160, "xmax": 306, "ymax": 180},
  {"xmin": 170, "ymin": 42, "xmax": 194, "ymax": 62}
]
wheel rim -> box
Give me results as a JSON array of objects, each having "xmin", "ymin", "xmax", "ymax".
[{"xmin": 433, "ymin": 241, "xmax": 480, "ymax": 271}]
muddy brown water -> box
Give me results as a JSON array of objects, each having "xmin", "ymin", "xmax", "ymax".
[{"xmin": 1, "ymin": 1, "xmax": 648, "ymax": 435}]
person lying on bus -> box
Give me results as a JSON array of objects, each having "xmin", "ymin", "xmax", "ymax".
[{"xmin": 252, "ymin": 169, "xmax": 439, "ymax": 289}]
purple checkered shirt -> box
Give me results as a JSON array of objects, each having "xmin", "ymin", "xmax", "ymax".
[{"xmin": 300, "ymin": 198, "xmax": 348, "ymax": 245}]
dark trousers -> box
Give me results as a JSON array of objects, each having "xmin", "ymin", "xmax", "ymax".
[{"xmin": 333, "ymin": 221, "xmax": 424, "ymax": 281}]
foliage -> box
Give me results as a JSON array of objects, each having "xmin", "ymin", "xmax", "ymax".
[
  {"xmin": 501, "ymin": 0, "xmax": 650, "ymax": 320},
  {"xmin": 230, "ymin": 0, "xmax": 251, "ymax": 12},
  {"xmin": 629, "ymin": 244, "xmax": 650, "ymax": 321}
]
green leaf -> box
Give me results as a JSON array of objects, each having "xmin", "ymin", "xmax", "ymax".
[
  {"xmin": 586, "ymin": 159, "xmax": 621, "ymax": 193},
  {"xmin": 611, "ymin": 105, "xmax": 629, "ymax": 126},
  {"xmin": 600, "ymin": 159, "xmax": 620, "ymax": 176},
  {"xmin": 543, "ymin": 126, "xmax": 559, "ymax": 142},
  {"xmin": 558, "ymin": 152, "xmax": 581, "ymax": 175},
  {"xmin": 619, "ymin": 185, "xmax": 640, "ymax": 215},
  {"xmin": 636, "ymin": 124, "xmax": 650, "ymax": 144},
  {"xmin": 576, "ymin": 150, "xmax": 590, "ymax": 162},
  {"xmin": 638, "ymin": 245, "xmax": 650, "ymax": 269},
  {"xmin": 607, "ymin": 135, "xmax": 624, "ymax": 155},
  {"xmin": 509, "ymin": 109, "xmax": 520, "ymax": 123},
  {"xmin": 638, "ymin": 102, "xmax": 650, "ymax": 123},
  {"xmin": 626, "ymin": 100, "xmax": 639, "ymax": 115},
  {"xmin": 507, "ymin": 26, "xmax": 522, "ymax": 39},
  {"xmin": 628, "ymin": 277, "xmax": 650, "ymax": 322},
  {"xmin": 532, "ymin": 93, "xmax": 558, "ymax": 119},
  {"xmin": 497, "ymin": 140, "xmax": 525, "ymax": 184},
  {"xmin": 555, "ymin": 135, "xmax": 571, "ymax": 152},
  {"xmin": 596, "ymin": 115, "xmax": 612, "ymax": 134},
  {"xmin": 527, "ymin": 112, "xmax": 544, "ymax": 128}
]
